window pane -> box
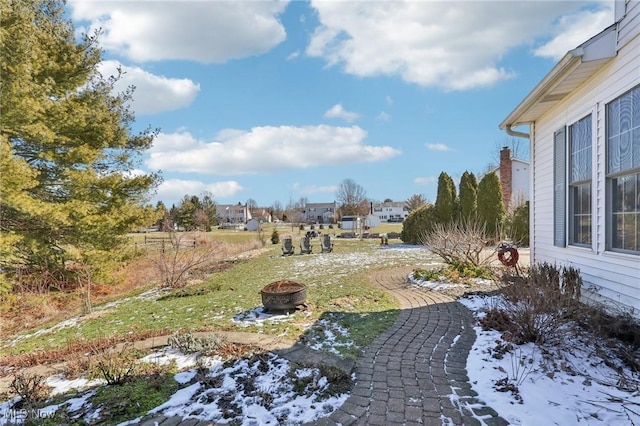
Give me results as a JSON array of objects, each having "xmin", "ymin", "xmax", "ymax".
[
  {"xmin": 570, "ymin": 183, "xmax": 592, "ymax": 245},
  {"xmin": 608, "ymin": 85, "xmax": 640, "ymax": 175},
  {"xmin": 622, "ymin": 213, "xmax": 636, "ymax": 250},
  {"xmin": 608, "ymin": 135, "xmax": 620, "ymax": 173},
  {"xmin": 634, "ymin": 88, "xmax": 640, "ymax": 127},
  {"xmin": 611, "ymin": 173, "xmax": 640, "ymax": 251},
  {"xmin": 581, "ymin": 184, "xmax": 591, "ymax": 212},
  {"xmin": 609, "ymin": 96, "xmax": 620, "ymax": 136},
  {"xmin": 620, "ymin": 91, "xmax": 633, "ymax": 133},
  {"xmin": 613, "ymin": 174, "xmax": 625, "ymax": 212},
  {"xmin": 623, "ymin": 174, "xmax": 637, "ymax": 212},
  {"xmin": 620, "ymin": 130, "xmax": 632, "ymax": 171},
  {"xmin": 633, "ymin": 128, "xmax": 640, "ymax": 169},
  {"xmin": 570, "ymin": 115, "xmax": 592, "ymax": 183}
]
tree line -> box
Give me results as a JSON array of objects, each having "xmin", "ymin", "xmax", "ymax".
[{"xmin": 401, "ymin": 171, "xmax": 529, "ymax": 246}]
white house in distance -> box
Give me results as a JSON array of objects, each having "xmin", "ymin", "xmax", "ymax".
[
  {"xmin": 216, "ymin": 203, "xmax": 252, "ymax": 225},
  {"xmin": 488, "ymin": 147, "xmax": 530, "ymax": 212},
  {"xmin": 500, "ymin": 0, "xmax": 639, "ymax": 314},
  {"xmin": 372, "ymin": 201, "xmax": 408, "ymax": 222}
]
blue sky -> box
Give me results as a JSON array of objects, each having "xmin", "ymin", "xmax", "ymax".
[{"xmin": 68, "ymin": 0, "xmax": 614, "ymax": 208}]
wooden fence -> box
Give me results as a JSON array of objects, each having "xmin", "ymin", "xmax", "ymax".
[{"xmin": 135, "ymin": 236, "xmax": 197, "ymax": 252}]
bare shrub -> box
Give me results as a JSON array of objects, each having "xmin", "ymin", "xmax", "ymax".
[
  {"xmin": 62, "ymin": 351, "xmax": 92, "ymax": 379},
  {"xmin": 576, "ymin": 304, "xmax": 640, "ymax": 372},
  {"xmin": 9, "ymin": 371, "xmax": 51, "ymax": 408},
  {"xmin": 420, "ymin": 217, "xmax": 496, "ymax": 268},
  {"xmin": 167, "ymin": 331, "xmax": 227, "ymax": 355},
  {"xmin": 492, "ymin": 263, "xmax": 583, "ymax": 344},
  {"xmin": 87, "ymin": 345, "xmax": 139, "ymax": 385},
  {"xmin": 149, "ymin": 232, "xmax": 224, "ymax": 288}
]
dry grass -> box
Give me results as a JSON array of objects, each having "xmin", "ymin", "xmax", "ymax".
[
  {"xmin": 0, "ymin": 239, "xmax": 260, "ymax": 340},
  {"xmin": 0, "ymin": 330, "xmax": 171, "ymax": 371}
]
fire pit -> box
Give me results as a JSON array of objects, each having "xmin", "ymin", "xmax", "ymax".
[{"xmin": 261, "ymin": 280, "xmax": 307, "ymax": 312}]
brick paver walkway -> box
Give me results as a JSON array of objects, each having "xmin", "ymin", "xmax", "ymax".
[
  {"xmin": 137, "ymin": 267, "xmax": 508, "ymax": 426},
  {"xmin": 308, "ymin": 267, "xmax": 507, "ymax": 426}
]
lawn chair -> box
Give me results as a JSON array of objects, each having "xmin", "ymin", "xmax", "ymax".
[
  {"xmin": 282, "ymin": 237, "xmax": 294, "ymax": 256},
  {"xmin": 300, "ymin": 236, "xmax": 313, "ymax": 254},
  {"xmin": 321, "ymin": 234, "xmax": 333, "ymax": 253}
]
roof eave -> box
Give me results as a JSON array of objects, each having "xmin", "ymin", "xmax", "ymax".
[
  {"xmin": 499, "ymin": 54, "xmax": 580, "ymax": 131},
  {"xmin": 500, "ymin": 23, "xmax": 618, "ymax": 132}
]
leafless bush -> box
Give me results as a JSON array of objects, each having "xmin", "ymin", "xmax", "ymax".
[
  {"xmin": 167, "ymin": 331, "xmax": 227, "ymax": 355},
  {"xmin": 420, "ymin": 218, "xmax": 496, "ymax": 268},
  {"xmin": 484, "ymin": 263, "xmax": 584, "ymax": 344},
  {"xmin": 9, "ymin": 371, "xmax": 51, "ymax": 407},
  {"xmin": 87, "ymin": 345, "xmax": 139, "ymax": 385},
  {"xmin": 149, "ymin": 232, "xmax": 223, "ymax": 288}
]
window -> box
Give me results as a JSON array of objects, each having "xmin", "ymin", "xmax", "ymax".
[
  {"xmin": 568, "ymin": 115, "xmax": 592, "ymax": 246},
  {"xmin": 607, "ymin": 85, "xmax": 640, "ymax": 253},
  {"xmin": 554, "ymin": 127, "xmax": 566, "ymax": 247}
]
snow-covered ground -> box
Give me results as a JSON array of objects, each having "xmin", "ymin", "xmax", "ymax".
[
  {"xmin": 0, "ymin": 345, "xmax": 351, "ymax": 426},
  {"xmin": 458, "ymin": 294, "xmax": 640, "ymax": 426},
  {"xmin": 1, "ymin": 245, "xmax": 638, "ymax": 425}
]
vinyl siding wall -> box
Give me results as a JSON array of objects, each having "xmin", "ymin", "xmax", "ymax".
[{"xmin": 531, "ymin": 14, "xmax": 640, "ymax": 313}]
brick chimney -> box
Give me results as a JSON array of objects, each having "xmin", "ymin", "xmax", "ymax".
[{"xmin": 500, "ymin": 147, "xmax": 512, "ymax": 211}]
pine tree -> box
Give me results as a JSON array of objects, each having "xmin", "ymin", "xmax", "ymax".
[
  {"xmin": 459, "ymin": 171, "xmax": 478, "ymax": 220},
  {"xmin": 477, "ymin": 172, "xmax": 505, "ymax": 240},
  {"xmin": 1, "ymin": 0, "xmax": 159, "ymax": 276},
  {"xmin": 405, "ymin": 194, "xmax": 427, "ymax": 212},
  {"xmin": 434, "ymin": 172, "xmax": 456, "ymax": 224}
]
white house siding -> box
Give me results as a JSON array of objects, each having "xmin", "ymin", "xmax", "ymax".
[
  {"xmin": 491, "ymin": 158, "xmax": 530, "ymax": 207},
  {"xmin": 511, "ymin": 160, "xmax": 530, "ymax": 205},
  {"xmin": 531, "ymin": 21, "xmax": 640, "ymax": 313},
  {"xmin": 618, "ymin": 1, "xmax": 639, "ymax": 47}
]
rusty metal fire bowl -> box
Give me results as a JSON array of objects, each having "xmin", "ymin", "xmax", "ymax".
[{"xmin": 261, "ymin": 280, "xmax": 307, "ymax": 312}]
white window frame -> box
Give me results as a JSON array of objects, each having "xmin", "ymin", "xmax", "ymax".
[
  {"xmin": 605, "ymin": 84, "xmax": 640, "ymax": 254},
  {"xmin": 568, "ymin": 114, "xmax": 593, "ymax": 247}
]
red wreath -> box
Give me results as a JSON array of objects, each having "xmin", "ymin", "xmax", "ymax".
[{"xmin": 498, "ymin": 247, "xmax": 519, "ymax": 267}]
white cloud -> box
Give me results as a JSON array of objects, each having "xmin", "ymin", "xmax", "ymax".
[
  {"xmin": 146, "ymin": 125, "xmax": 401, "ymax": 175},
  {"xmin": 71, "ymin": 1, "xmax": 288, "ymax": 63},
  {"xmin": 298, "ymin": 184, "xmax": 338, "ymax": 196},
  {"xmin": 306, "ymin": 1, "xmax": 611, "ymax": 90},
  {"xmin": 376, "ymin": 112, "xmax": 391, "ymax": 121},
  {"xmin": 324, "ymin": 104, "xmax": 360, "ymax": 122},
  {"xmin": 414, "ymin": 176, "xmax": 437, "ymax": 186},
  {"xmin": 98, "ymin": 61, "xmax": 199, "ymax": 115},
  {"xmin": 533, "ymin": 5, "xmax": 614, "ymax": 60},
  {"xmin": 426, "ymin": 143, "xmax": 451, "ymax": 152},
  {"xmin": 155, "ymin": 179, "xmax": 244, "ymax": 203},
  {"xmin": 287, "ymin": 50, "xmax": 300, "ymax": 61}
]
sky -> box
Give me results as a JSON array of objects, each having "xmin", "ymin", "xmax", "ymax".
[{"xmin": 66, "ymin": 0, "xmax": 616, "ymax": 208}]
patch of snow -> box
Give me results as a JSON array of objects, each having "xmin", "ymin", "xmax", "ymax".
[
  {"xmin": 458, "ymin": 293, "xmax": 640, "ymax": 426},
  {"xmin": 231, "ymin": 307, "xmax": 301, "ymax": 325}
]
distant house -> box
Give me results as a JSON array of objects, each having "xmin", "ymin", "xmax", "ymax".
[
  {"xmin": 487, "ymin": 147, "xmax": 530, "ymax": 212},
  {"xmin": 500, "ymin": 0, "xmax": 639, "ymax": 314},
  {"xmin": 216, "ymin": 203, "xmax": 251, "ymax": 225},
  {"xmin": 250, "ymin": 208, "xmax": 272, "ymax": 223},
  {"xmin": 372, "ymin": 201, "xmax": 408, "ymax": 222},
  {"xmin": 303, "ymin": 202, "xmax": 338, "ymax": 224}
]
